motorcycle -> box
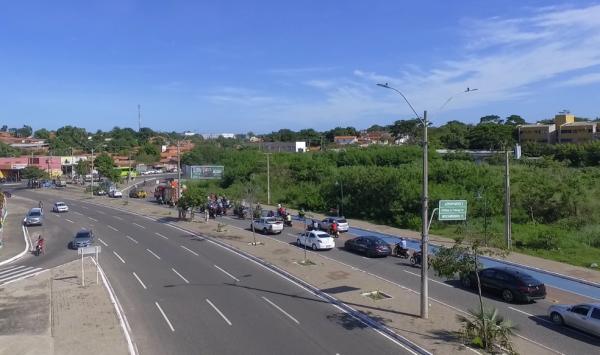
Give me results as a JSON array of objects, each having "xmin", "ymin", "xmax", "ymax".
[
  {"xmin": 392, "ymin": 243, "xmax": 410, "ymax": 259},
  {"xmin": 409, "ymin": 251, "xmax": 431, "ymax": 269},
  {"xmin": 284, "ymin": 219, "xmax": 292, "ymax": 227},
  {"xmin": 34, "ymin": 244, "xmax": 43, "ymax": 256}
]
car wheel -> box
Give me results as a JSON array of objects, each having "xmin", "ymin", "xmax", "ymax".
[
  {"xmin": 296, "ymin": 239, "xmax": 301, "ymax": 246},
  {"xmin": 312, "ymin": 244, "xmax": 317, "ymax": 251},
  {"xmin": 461, "ymin": 277, "xmax": 473, "ymax": 289},
  {"xmin": 366, "ymin": 250, "xmax": 373, "ymax": 258},
  {"xmin": 263, "ymin": 228, "xmax": 268, "ymax": 234},
  {"xmin": 501, "ymin": 289, "xmax": 515, "ymax": 303},
  {"xmin": 409, "ymin": 256, "xmax": 417, "ymax": 266},
  {"xmin": 550, "ymin": 312, "xmax": 564, "ymax": 325}
]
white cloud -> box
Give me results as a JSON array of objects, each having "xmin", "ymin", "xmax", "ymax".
[
  {"xmin": 559, "ymin": 72, "xmax": 600, "ymax": 86},
  {"xmin": 201, "ymin": 86, "xmax": 279, "ymax": 106}
]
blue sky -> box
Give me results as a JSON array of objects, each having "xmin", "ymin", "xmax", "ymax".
[{"xmin": 2, "ymin": 0, "xmax": 600, "ymax": 134}]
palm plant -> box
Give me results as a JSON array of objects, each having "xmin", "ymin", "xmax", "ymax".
[{"xmin": 457, "ymin": 307, "xmax": 517, "ymax": 354}]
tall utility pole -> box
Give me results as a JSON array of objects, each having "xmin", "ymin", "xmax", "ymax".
[
  {"xmin": 177, "ymin": 141, "xmax": 181, "ymax": 201},
  {"xmin": 138, "ymin": 104, "xmax": 141, "ymax": 132},
  {"xmin": 265, "ymin": 153, "xmax": 271, "ymax": 205},
  {"xmin": 504, "ymin": 150, "xmax": 512, "ymax": 249},
  {"xmin": 420, "ymin": 110, "xmax": 429, "ymax": 320},
  {"xmin": 90, "ymin": 148, "xmax": 95, "ymax": 197}
]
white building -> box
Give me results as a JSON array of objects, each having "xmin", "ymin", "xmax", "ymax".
[
  {"xmin": 202, "ymin": 133, "xmax": 236, "ymax": 139},
  {"xmin": 261, "ymin": 141, "xmax": 307, "ymax": 153}
]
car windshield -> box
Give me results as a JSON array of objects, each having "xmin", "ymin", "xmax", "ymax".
[
  {"xmin": 29, "ymin": 211, "xmax": 41, "ymax": 217},
  {"xmin": 315, "ymin": 233, "xmax": 330, "ymax": 238},
  {"xmin": 336, "ymin": 218, "xmax": 347, "ymax": 223},
  {"xmin": 76, "ymin": 232, "xmax": 91, "ymax": 239},
  {"xmin": 56, "ymin": 203, "xmax": 65, "ymax": 206},
  {"xmin": 265, "ymin": 218, "xmax": 277, "ymax": 223}
]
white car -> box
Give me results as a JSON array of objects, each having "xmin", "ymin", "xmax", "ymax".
[
  {"xmin": 53, "ymin": 202, "xmax": 69, "ymax": 213},
  {"xmin": 319, "ymin": 217, "xmax": 349, "ymax": 233},
  {"xmin": 548, "ymin": 303, "xmax": 600, "ymax": 336},
  {"xmin": 251, "ymin": 217, "xmax": 283, "ymax": 234},
  {"xmin": 297, "ymin": 231, "xmax": 335, "ymax": 250},
  {"xmin": 109, "ymin": 190, "xmax": 123, "ymax": 198}
]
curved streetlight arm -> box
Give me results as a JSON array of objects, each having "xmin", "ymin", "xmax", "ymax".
[
  {"xmin": 377, "ymin": 83, "xmax": 422, "ymax": 121},
  {"xmin": 438, "ymin": 87, "xmax": 479, "ymax": 112}
]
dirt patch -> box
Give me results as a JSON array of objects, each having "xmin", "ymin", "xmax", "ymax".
[{"xmin": 326, "ymin": 270, "xmax": 350, "ymax": 280}]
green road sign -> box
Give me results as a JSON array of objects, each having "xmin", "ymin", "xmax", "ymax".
[{"xmin": 438, "ymin": 200, "xmax": 467, "ymax": 221}]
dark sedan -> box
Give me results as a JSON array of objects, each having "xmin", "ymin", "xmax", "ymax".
[
  {"xmin": 461, "ymin": 267, "xmax": 546, "ymax": 303},
  {"xmin": 344, "ymin": 235, "xmax": 391, "ymax": 257}
]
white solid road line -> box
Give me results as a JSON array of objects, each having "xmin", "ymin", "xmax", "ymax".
[
  {"xmin": 262, "ymin": 296, "xmax": 300, "ymax": 324},
  {"xmin": 64, "ymin": 218, "xmax": 75, "ymax": 224},
  {"xmin": 508, "ymin": 306, "xmax": 554, "ymax": 326},
  {"xmin": 98, "ymin": 238, "xmax": 109, "ymax": 247},
  {"xmin": 88, "ymin": 217, "xmax": 98, "ymax": 222},
  {"xmin": 214, "ymin": 265, "xmax": 240, "ymax": 282},
  {"xmin": 155, "ymin": 302, "xmax": 175, "ymax": 332},
  {"xmin": 125, "ymin": 235, "xmax": 139, "ymax": 244},
  {"xmin": 108, "ymin": 225, "xmax": 119, "ymax": 232},
  {"xmin": 113, "ymin": 215, "xmax": 123, "ymax": 220},
  {"xmin": 180, "ymin": 245, "xmax": 199, "ymax": 256},
  {"xmin": 206, "ymin": 299, "xmax": 232, "ymax": 326},
  {"xmin": 171, "ymin": 268, "xmax": 190, "ymax": 284},
  {"xmin": 0, "ymin": 267, "xmax": 43, "ymax": 283},
  {"xmin": 133, "ymin": 223, "xmax": 146, "ymax": 229},
  {"xmin": 0, "ymin": 265, "xmax": 26, "ymax": 276},
  {"xmin": 113, "ymin": 251, "xmax": 126, "ymax": 263},
  {"xmin": 132, "ymin": 272, "xmax": 147, "ymax": 290},
  {"xmin": 80, "ymin": 206, "xmax": 89, "ymax": 209},
  {"xmin": 155, "ymin": 232, "xmax": 168, "ymax": 240},
  {"xmin": 146, "ymin": 248, "xmax": 161, "ymax": 260},
  {"xmin": 403, "ymin": 270, "xmax": 452, "ymax": 288}
]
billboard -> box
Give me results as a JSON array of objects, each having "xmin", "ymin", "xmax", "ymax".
[{"xmin": 184, "ymin": 165, "xmax": 224, "ymax": 180}]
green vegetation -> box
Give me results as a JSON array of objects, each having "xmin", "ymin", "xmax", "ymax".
[{"xmin": 182, "ymin": 143, "xmax": 600, "ymax": 268}]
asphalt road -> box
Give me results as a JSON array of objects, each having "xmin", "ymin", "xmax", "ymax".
[
  {"xmin": 211, "ymin": 215, "xmax": 600, "ymax": 355},
  {"xmin": 12, "ymin": 189, "xmax": 416, "ymax": 355}
]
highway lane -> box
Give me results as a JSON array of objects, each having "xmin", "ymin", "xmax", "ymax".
[
  {"xmin": 213, "ymin": 214, "xmax": 600, "ymax": 354},
  {"xmin": 16, "ymin": 190, "xmax": 416, "ymax": 355}
]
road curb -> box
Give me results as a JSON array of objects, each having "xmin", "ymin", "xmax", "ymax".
[{"xmin": 0, "ymin": 224, "xmax": 31, "ymax": 267}]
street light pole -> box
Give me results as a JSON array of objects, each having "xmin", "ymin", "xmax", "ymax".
[
  {"xmin": 421, "ymin": 110, "xmax": 429, "ymax": 320},
  {"xmin": 177, "ymin": 140, "xmax": 181, "ymax": 202},
  {"xmin": 376, "ymin": 83, "xmax": 477, "ymax": 320},
  {"xmin": 265, "ymin": 153, "xmax": 271, "ymax": 205},
  {"xmin": 91, "ymin": 148, "xmax": 95, "ymax": 197}
]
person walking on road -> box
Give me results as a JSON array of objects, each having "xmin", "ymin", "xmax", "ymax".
[{"xmin": 38, "ymin": 200, "xmax": 43, "ymax": 211}]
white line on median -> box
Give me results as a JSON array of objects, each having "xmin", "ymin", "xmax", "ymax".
[
  {"xmin": 171, "ymin": 268, "xmax": 190, "ymax": 284},
  {"xmin": 146, "ymin": 249, "xmax": 161, "ymax": 260},
  {"xmin": 125, "ymin": 235, "xmax": 138, "ymax": 244},
  {"xmin": 214, "ymin": 265, "xmax": 240, "ymax": 282},
  {"xmin": 98, "ymin": 239, "xmax": 108, "ymax": 247},
  {"xmin": 133, "ymin": 223, "xmax": 146, "ymax": 229},
  {"xmin": 113, "ymin": 216, "xmax": 123, "ymax": 220},
  {"xmin": 88, "ymin": 217, "xmax": 98, "ymax": 222},
  {"xmin": 113, "ymin": 251, "xmax": 126, "ymax": 263},
  {"xmin": 155, "ymin": 302, "xmax": 175, "ymax": 332},
  {"xmin": 180, "ymin": 245, "xmax": 199, "ymax": 256},
  {"xmin": 132, "ymin": 272, "xmax": 147, "ymax": 289},
  {"xmin": 206, "ymin": 299, "xmax": 232, "ymax": 326},
  {"xmin": 97, "ymin": 210, "xmax": 106, "ymax": 215},
  {"xmin": 262, "ymin": 296, "xmax": 300, "ymax": 324},
  {"xmin": 155, "ymin": 232, "xmax": 168, "ymax": 240},
  {"xmin": 108, "ymin": 225, "xmax": 119, "ymax": 232},
  {"xmin": 64, "ymin": 218, "xmax": 75, "ymax": 224},
  {"xmin": 403, "ymin": 270, "xmax": 452, "ymax": 288},
  {"xmin": 507, "ymin": 306, "xmax": 554, "ymax": 326}
]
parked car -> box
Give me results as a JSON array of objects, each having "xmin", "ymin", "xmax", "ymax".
[
  {"xmin": 24, "ymin": 208, "xmax": 44, "ymax": 226},
  {"xmin": 52, "ymin": 202, "xmax": 69, "ymax": 213},
  {"xmin": 548, "ymin": 303, "xmax": 600, "ymax": 336},
  {"xmin": 129, "ymin": 188, "xmax": 147, "ymax": 198},
  {"xmin": 344, "ymin": 235, "xmax": 391, "ymax": 257},
  {"xmin": 70, "ymin": 229, "xmax": 95, "ymax": 249},
  {"xmin": 94, "ymin": 188, "xmax": 107, "ymax": 196},
  {"xmin": 319, "ymin": 217, "xmax": 349, "ymax": 232},
  {"xmin": 251, "ymin": 217, "xmax": 284, "ymax": 234},
  {"xmin": 461, "ymin": 267, "xmax": 546, "ymax": 303},
  {"xmin": 108, "ymin": 190, "xmax": 123, "ymax": 198},
  {"xmin": 297, "ymin": 231, "xmax": 335, "ymax": 250}
]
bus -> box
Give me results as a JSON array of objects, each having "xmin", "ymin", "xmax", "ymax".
[{"xmin": 114, "ymin": 167, "xmax": 139, "ymax": 178}]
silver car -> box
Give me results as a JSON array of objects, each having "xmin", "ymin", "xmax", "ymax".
[
  {"xmin": 548, "ymin": 303, "xmax": 600, "ymax": 336},
  {"xmin": 24, "ymin": 208, "xmax": 44, "ymax": 226},
  {"xmin": 70, "ymin": 229, "xmax": 95, "ymax": 249},
  {"xmin": 319, "ymin": 217, "xmax": 349, "ymax": 232}
]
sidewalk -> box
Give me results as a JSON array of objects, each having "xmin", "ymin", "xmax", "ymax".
[
  {"xmin": 43, "ymin": 187, "xmax": 553, "ymax": 354},
  {"xmin": 0, "ymin": 257, "xmax": 129, "ymax": 355},
  {"xmin": 0, "ymin": 197, "xmax": 31, "ymax": 265}
]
